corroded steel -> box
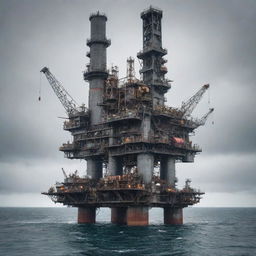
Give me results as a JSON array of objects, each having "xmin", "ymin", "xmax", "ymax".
[
  {"xmin": 164, "ymin": 208, "xmax": 183, "ymax": 225},
  {"xmin": 111, "ymin": 207, "xmax": 127, "ymax": 224},
  {"xmin": 126, "ymin": 207, "xmax": 149, "ymax": 226},
  {"xmin": 43, "ymin": 172, "xmax": 204, "ymax": 208},
  {"xmin": 78, "ymin": 207, "xmax": 96, "ymax": 224}
]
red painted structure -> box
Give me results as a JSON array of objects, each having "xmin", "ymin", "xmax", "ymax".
[
  {"xmin": 126, "ymin": 207, "xmax": 149, "ymax": 226},
  {"xmin": 164, "ymin": 208, "xmax": 183, "ymax": 225},
  {"xmin": 78, "ymin": 207, "xmax": 96, "ymax": 224}
]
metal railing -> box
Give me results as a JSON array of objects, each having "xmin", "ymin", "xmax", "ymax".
[
  {"xmin": 59, "ymin": 142, "xmax": 77, "ymax": 151},
  {"xmin": 105, "ymin": 110, "xmax": 141, "ymax": 122},
  {"xmin": 153, "ymin": 105, "xmax": 183, "ymax": 118}
]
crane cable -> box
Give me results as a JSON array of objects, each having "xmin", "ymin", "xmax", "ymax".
[
  {"xmin": 208, "ymin": 85, "xmax": 211, "ymax": 105},
  {"xmin": 207, "ymin": 86, "xmax": 214, "ymax": 125},
  {"xmin": 38, "ymin": 72, "xmax": 42, "ymax": 101}
]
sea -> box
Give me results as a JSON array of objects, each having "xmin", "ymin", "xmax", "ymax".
[{"xmin": 0, "ymin": 207, "xmax": 255, "ymax": 256}]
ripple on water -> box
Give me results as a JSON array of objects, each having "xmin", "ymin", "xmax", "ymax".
[{"xmin": 0, "ymin": 208, "xmax": 256, "ymax": 256}]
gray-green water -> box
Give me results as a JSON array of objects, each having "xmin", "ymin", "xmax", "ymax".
[{"xmin": 0, "ymin": 207, "xmax": 255, "ymax": 256}]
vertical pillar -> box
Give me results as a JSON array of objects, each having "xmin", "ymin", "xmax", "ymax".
[
  {"xmin": 142, "ymin": 115, "xmax": 151, "ymax": 141},
  {"xmin": 138, "ymin": 112, "xmax": 153, "ymax": 183},
  {"xmin": 164, "ymin": 208, "xmax": 183, "ymax": 225},
  {"xmin": 108, "ymin": 156, "xmax": 122, "ymax": 176},
  {"xmin": 137, "ymin": 153, "xmax": 154, "ymax": 184},
  {"xmin": 111, "ymin": 207, "xmax": 127, "ymax": 224},
  {"xmin": 108, "ymin": 128, "xmax": 122, "ymax": 176},
  {"xmin": 160, "ymin": 156, "xmax": 176, "ymax": 187},
  {"xmin": 78, "ymin": 207, "xmax": 96, "ymax": 224},
  {"xmin": 126, "ymin": 206, "xmax": 149, "ymax": 226},
  {"xmin": 152, "ymin": 88, "xmax": 165, "ymax": 106},
  {"xmin": 87, "ymin": 158, "xmax": 102, "ymax": 179},
  {"xmin": 89, "ymin": 78, "xmax": 104, "ymax": 125}
]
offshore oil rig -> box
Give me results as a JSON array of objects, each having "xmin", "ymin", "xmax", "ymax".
[{"xmin": 42, "ymin": 7, "xmax": 213, "ymax": 225}]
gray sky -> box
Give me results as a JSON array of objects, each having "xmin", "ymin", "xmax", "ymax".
[{"xmin": 0, "ymin": 0, "xmax": 256, "ymax": 207}]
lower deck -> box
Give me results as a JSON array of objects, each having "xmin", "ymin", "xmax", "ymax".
[{"xmin": 42, "ymin": 174, "xmax": 203, "ymax": 225}]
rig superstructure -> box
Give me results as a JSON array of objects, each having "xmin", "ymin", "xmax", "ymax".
[{"xmin": 42, "ymin": 7, "xmax": 213, "ymax": 225}]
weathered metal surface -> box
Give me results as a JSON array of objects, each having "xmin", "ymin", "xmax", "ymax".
[
  {"xmin": 164, "ymin": 208, "xmax": 183, "ymax": 225},
  {"xmin": 126, "ymin": 206, "xmax": 148, "ymax": 226},
  {"xmin": 111, "ymin": 207, "xmax": 127, "ymax": 224},
  {"xmin": 78, "ymin": 207, "xmax": 96, "ymax": 224},
  {"xmin": 84, "ymin": 13, "xmax": 110, "ymax": 125},
  {"xmin": 43, "ymin": 173, "xmax": 203, "ymax": 209}
]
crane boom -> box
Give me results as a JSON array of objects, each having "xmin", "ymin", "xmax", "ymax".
[
  {"xmin": 181, "ymin": 84, "xmax": 210, "ymax": 117},
  {"xmin": 40, "ymin": 67, "xmax": 78, "ymax": 116},
  {"xmin": 61, "ymin": 168, "xmax": 68, "ymax": 179},
  {"xmin": 194, "ymin": 108, "xmax": 214, "ymax": 128}
]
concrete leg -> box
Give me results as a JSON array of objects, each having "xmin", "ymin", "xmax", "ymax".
[
  {"xmin": 160, "ymin": 156, "xmax": 176, "ymax": 187},
  {"xmin": 137, "ymin": 153, "xmax": 154, "ymax": 184},
  {"xmin": 126, "ymin": 206, "xmax": 148, "ymax": 226},
  {"xmin": 87, "ymin": 159, "xmax": 102, "ymax": 179},
  {"xmin": 108, "ymin": 156, "xmax": 122, "ymax": 176},
  {"xmin": 111, "ymin": 207, "xmax": 127, "ymax": 224},
  {"xmin": 164, "ymin": 208, "xmax": 183, "ymax": 225},
  {"xmin": 78, "ymin": 207, "xmax": 96, "ymax": 224}
]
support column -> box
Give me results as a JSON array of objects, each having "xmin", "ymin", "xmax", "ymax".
[
  {"xmin": 89, "ymin": 78, "xmax": 104, "ymax": 125},
  {"xmin": 160, "ymin": 156, "xmax": 176, "ymax": 187},
  {"xmin": 111, "ymin": 207, "xmax": 127, "ymax": 224},
  {"xmin": 142, "ymin": 115, "xmax": 151, "ymax": 141},
  {"xmin": 108, "ymin": 127, "xmax": 122, "ymax": 176},
  {"xmin": 78, "ymin": 207, "xmax": 96, "ymax": 224},
  {"xmin": 87, "ymin": 158, "xmax": 102, "ymax": 179},
  {"xmin": 137, "ymin": 153, "xmax": 154, "ymax": 184},
  {"xmin": 164, "ymin": 208, "xmax": 183, "ymax": 225},
  {"xmin": 108, "ymin": 156, "xmax": 122, "ymax": 176},
  {"xmin": 126, "ymin": 206, "xmax": 149, "ymax": 226}
]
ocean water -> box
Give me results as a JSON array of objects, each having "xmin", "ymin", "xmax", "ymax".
[{"xmin": 0, "ymin": 207, "xmax": 255, "ymax": 256}]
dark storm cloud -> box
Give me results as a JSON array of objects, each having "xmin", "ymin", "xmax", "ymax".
[{"xmin": 0, "ymin": 0, "xmax": 256, "ymax": 205}]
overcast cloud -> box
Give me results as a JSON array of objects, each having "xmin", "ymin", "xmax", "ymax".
[{"xmin": 0, "ymin": 0, "xmax": 255, "ymax": 206}]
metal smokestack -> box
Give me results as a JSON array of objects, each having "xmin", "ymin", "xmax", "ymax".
[
  {"xmin": 84, "ymin": 12, "xmax": 110, "ymax": 179},
  {"xmin": 84, "ymin": 12, "xmax": 110, "ymax": 125}
]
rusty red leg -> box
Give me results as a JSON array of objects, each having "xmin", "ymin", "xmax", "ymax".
[
  {"xmin": 164, "ymin": 208, "xmax": 183, "ymax": 225},
  {"xmin": 78, "ymin": 207, "xmax": 96, "ymax": 224},
  {"xmin": 126, "ymin": 206, "xmax": 149, "ymax": 226}
]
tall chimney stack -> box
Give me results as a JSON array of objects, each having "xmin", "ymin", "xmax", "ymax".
[
  {"xmin": 84, "ymin": 12, "xmax": 110, "ymax": 125},
  {"xmin": 84, "ymin": 12, "xmax": 110, "ymax": 180}
]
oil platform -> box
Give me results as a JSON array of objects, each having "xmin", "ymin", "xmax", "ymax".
[{"xmin": 42, "ymin": 7, "xmax": 213, "ymax": 225}]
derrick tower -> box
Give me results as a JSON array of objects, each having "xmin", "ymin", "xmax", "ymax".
[
  {"xmin": 138, "ymin": 7, "xmax": 170, "ymax": 106},
  {"xmin": 42, "ymin": 7, "xmax": 212, "ymax": 226}
]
